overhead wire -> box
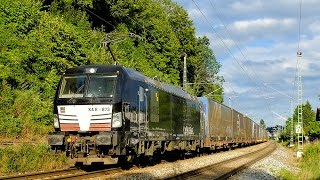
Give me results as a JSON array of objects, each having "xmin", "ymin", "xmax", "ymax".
[
  {"xmin": 208, "ymin": 0, "xmax": 274, "ymax": 117},
  {"xmin": 82, "ymin": 7, "xmax": 145, "ymax": 43},
  {"xmin": 84, "ymin": 1, "xmax": 296, "ymax": 123},
  {"xmin": 191, "ymin": 0, "xmax": 274, "ymax": 121},
  {"xmin": 191, "ymin": 0, "xmax": 252, "ymax": 83},
  {"xmin": 81, "ymin": 6, "xmax": 116, "ymax": 28},
  {"xmin": 124, "ymin": 14, "xmax": 157, "ymax": 41},
  {"xmin": 223, "ymin": 82, "xmax": 240, "ymax": 108}
]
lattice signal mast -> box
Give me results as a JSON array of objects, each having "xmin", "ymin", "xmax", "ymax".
[{"xmin": 297, "ymin": 51, "xmax": 303, "ymax": 158}]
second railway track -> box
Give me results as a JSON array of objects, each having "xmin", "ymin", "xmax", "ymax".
[
  {"xmin": 167, "ymin": 142, "xmax": 276, "ymax": 180},
  {"xmin": 0, "ymin": 165, "xmax": 123, "ymax": 180}
]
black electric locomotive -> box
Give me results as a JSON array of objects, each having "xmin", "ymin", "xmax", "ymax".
[{"xmin": 48, "ymin": 65, "xmax": 202, "ymax": 165}]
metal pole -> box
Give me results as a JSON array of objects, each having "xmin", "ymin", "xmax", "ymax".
[
  {"xmin": 297, "ymin": 51, "xmax": 303, "ymax": 157},
  {"xmin": 183, "ymin": 54, "xmax": 187, "ymax": 91},
  {"xmin": 290, "ymin": 98, "xmax": 294, "ymax": 147},
  {"xmin": 264, "ymin": 83, "xmax": 295, "ymax": 146},
  {"xmin": 282, "ymin": 116, "xmax": 284, "ymax": 132},
  {"xmin": 106, "ymin": 43, "xmax": 117, "ymax": 65}
]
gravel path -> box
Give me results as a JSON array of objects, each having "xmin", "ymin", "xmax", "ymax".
[
  {"xmin": 229, "ymin": 144, "xmax": 299, "ymax": 180},
  {"xmin": 93, "ymin": 142, "xmax": 273, "ymax": 180}
]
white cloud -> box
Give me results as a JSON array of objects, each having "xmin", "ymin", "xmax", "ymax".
[
  {"xmin": 233, "ymin": 18, "xmax": 296, "ymax": 32},
  {"xmin": 230, "ymin": 1, "xmax": 264, "ymax": 13},
  {"xmin": 308, "ymin": 20, "xmax": 320, "ymax": 33},
  {"xmin": 219, "ymin": 36, "xmax": 320, "ymax": 126},
  {"xmin": 175, "ymin": 0, "xmax": 320, "ymax": 127},
  {"xmin": 226, "ymin": 18, "xmax": 297, "ymax": 43}
]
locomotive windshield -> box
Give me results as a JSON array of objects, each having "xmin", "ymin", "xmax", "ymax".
[{"xmin": 59, "ymin": 75, "xmax": 116, "ymax": 98}]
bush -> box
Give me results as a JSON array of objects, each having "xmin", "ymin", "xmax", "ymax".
[
  {"xmin": 0, "ymin": 144, "xmax": 67, "ymax": 174},
  {"xmin": 12, "ymin": 90, "xmax": 53, "ymax": 138},
  {"xmin": 0, "ymin": 117, "xmax": 22, "ymax": 137},
  {"xmin": 0, "ymin": 86, "xmax": 53, "ymax": 139},
  {"xmin": 299, "ymin": 143, "xmax": 320, "ymax": 179}
]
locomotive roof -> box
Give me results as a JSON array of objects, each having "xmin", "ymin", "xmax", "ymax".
[{"xmin": 65, "ymin": 65, "xmax": 197, "ymax": 101}]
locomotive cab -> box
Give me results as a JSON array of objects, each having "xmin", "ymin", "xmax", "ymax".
[{"xmin": 48, "ymin": 66, "xmax": 128, "ymax": 164}]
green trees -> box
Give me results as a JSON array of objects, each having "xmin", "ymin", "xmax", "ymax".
[
  {"xmin": 302, "ymin": 102, "xmax": 320, "ymax": 137},
  {"xmin": 259, "ymin": 119, "xmax": 266, "ymax": 129},
  {"xmin": 79, "ymin": 0, "xmax": 224, "ymax": 96},
  {"xmin": 0, "ymin": 0, "xmax": 224, "ymax": 139},
  {"xmin": 192, "ymin": 36, "xmax": 223, "ymax": 102},
  {"xmin": 0, "ymin": 0, "xmax": 110, "ymax": 138},
  {"xmin": 281, "ymin": 101, "xmax": 320, "ymax": 141}
]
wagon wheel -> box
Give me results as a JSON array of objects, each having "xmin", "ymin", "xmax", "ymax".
[
  {"xmin": 179, "ymin": 152, "xmax": 185, "ymax": 160},
  {"xmin": 118, "ymin": 154, "xmax": 135, "ymax": 169},
  {"xmin": 193, "ymin": 147, "xmax": 201, "ymax": 157}
]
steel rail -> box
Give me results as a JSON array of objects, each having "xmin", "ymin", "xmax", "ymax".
[
  {"xmin": 166, "ymin": 142, "xmax": 276, "ymax": 180},
  {"xmin": 0, "ymin": 165, "xmax": 121, "ymax": 180},
  {"xmin": 0, "ymin": 167, "xmax": 80, "ymax": 180}
]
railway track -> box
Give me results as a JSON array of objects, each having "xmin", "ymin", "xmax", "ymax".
[
  {"xmin": 0, "ymin": 165, "xmax": 123, "ymax": 180},
  {"xmin": 0, "ymin": 142, "xmax": 274, "ymax": 179},
  {"xmin": 166, "ymin": 142, "xmax": 276, "ymax": 180},
  {"xmin": 0, "ymin": 142, "xmax": 38, "ymax": 148}
]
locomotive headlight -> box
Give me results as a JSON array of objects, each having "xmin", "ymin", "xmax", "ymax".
[
  {"xmin": 112, "ymin": 112, "xmax": 122, "ymax": 128},
  {"xmin": 53, "ymin": 114, "xmax": 60, "ymax": 128}
]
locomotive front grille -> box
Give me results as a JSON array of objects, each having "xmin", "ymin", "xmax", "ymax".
[
  {"xmin": 59, "ymin": 114, "xmax": 80, "ymax": 131},
  {"xmin": 59, "ymin": 114, "xmax": 112, "ymax": 132},
  {"xmin": 89, "ymin": 114, "xmax": 112, "ymax": 131},
  {"xmin": 60, "ymin": 123, "xmax": 80, "ymax": 131},
  {"xmin": 58, "ymin": 105, "xmax": 113, "ymax": 132},
  {"xmin": 89, "ymin": 123, "xmax": 111, "ymax": 131}
]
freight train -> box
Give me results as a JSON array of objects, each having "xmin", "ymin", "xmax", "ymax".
[{"xmin": 48, "ymin": 65, "xmax": 268, "ymax": 165}]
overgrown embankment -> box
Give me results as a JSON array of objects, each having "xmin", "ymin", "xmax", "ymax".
[
  {"xmin": 0, "ymin": 144, "xmax": 67, "ymax": 174},
  {"xmin": 278, "ymin": 142, "xmax": 320, "ymax": 180},
  {"xmin": 298, "ymin": 142, "xmax": 320, "ymax": 179}
]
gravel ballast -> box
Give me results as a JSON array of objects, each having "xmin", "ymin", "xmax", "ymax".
[
  {"xmin": 229, "ymin": 144, "xmax": 299, "ymax": 180},
  {"xmin": 94, "ymin": 142, "xmax": 274, "ymax": 180}
]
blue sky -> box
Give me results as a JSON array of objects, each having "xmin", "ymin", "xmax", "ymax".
[{"xmin": 175, "ymin": 0, "xmax": 320, "ymax": 127}]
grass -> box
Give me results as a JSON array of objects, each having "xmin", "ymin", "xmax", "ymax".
[
  {"xmin": 278, "ymin": 142, "xmax": 320, "ymax": 180},
  {"xmin": 298, "ymin": 142, "xmax": 320, "ymax": 180},
  {"xmin": 278, "ymin": 169, "xmax": 298, "ymax": 180},
  {"xmin": 0, "ymin": 143, "xmax": 67, "ymax": 174}
]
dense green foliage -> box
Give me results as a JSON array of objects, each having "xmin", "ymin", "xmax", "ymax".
[
  {"xmin": 0, "ymin": 144, "xmax": 67, "ymax": 174},
  {"xmin": 280, "ymin": 101, "xmax": 320, "ymax": 141},
  {"xmin": 0, "ymin": 0, "xmax": 223, "ymax": 139},
  {"xmin": 0, "ymin": 0, "xmax": 109, "ymax": 138}
]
